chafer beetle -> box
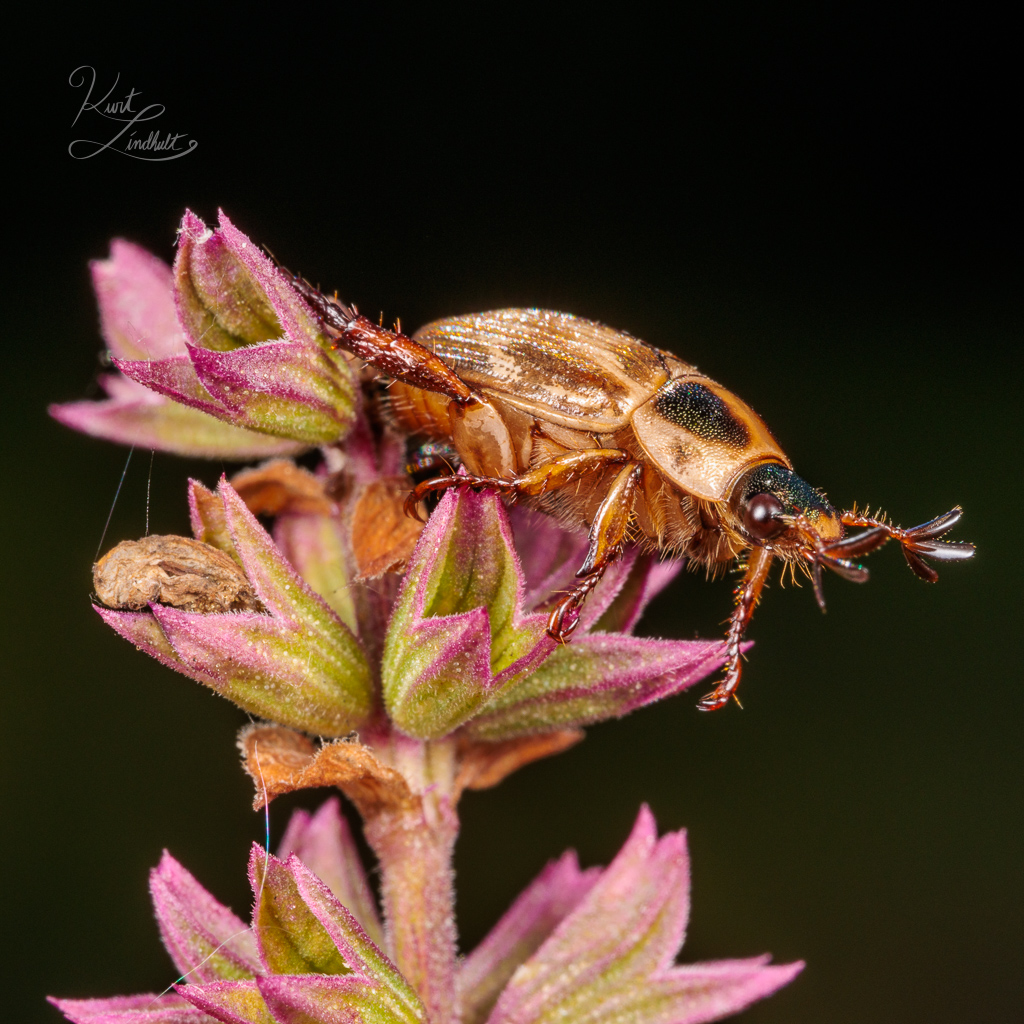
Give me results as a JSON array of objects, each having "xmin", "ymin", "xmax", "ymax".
[{"xmin": 292, "ymin": 279, "xmax": 974, "ymax": 711}]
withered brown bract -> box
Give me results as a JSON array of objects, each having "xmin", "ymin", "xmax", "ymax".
[{"xmin": 350, "ymin": 478, "xmax": 425, "ymax": 581}]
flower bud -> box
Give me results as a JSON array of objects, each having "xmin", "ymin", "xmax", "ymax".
[
  {"xmin": 109, "ymin": 210, "xmax": 357, "ymax": 446},
  {"xmin": 381, "ymin": 486, "xmax": 556, "ymax": 740},
  {"xmin": 50, "ymin": 236, "xmax": 310, "ymax": 458}
]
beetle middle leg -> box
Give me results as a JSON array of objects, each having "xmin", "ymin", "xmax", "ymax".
[
  {"xmin": 696, "ymin": 546, "xmax": 774, "ymax": 712},
  {"xmin": 404, "ymin": 448, "xmax": 632, "ymax": 519},
  {"xmin": 547, "ymin": 462, "xmax": 643, "ymax": 640}
]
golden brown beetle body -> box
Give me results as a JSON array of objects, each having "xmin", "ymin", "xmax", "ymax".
[
  {"xmin": 388, "ymin": 309, "xmax": 808, "ymax": 562},
  {"xmin": 292, "ymin": 283, "xmax": 974, "ymax": 710}
]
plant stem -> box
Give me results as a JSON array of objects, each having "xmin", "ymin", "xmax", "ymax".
[{"xmin": 363, "ymin": 736, "xmax": 459, "ymax": 1024}]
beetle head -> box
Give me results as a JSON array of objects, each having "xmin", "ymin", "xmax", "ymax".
[
  {"xmin": 729, "ymin": 462, "xmax": 872, "ymax": 608},
  {"xmin": 731, "ymin": 462, "xmax": 843, "ymax": 550}
]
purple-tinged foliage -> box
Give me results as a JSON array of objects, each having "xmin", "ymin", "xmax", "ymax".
[
  {"xmin": 277, "ymin": 798, "xmax": 383, "ymax": 947},
  {"xmin": 487, "ymin": 806, "xmax": 802, "ymax": 1024},
  {"xmin": 175, "ymin": 981, "xmax": 276, "ymax": 1024},
  {"xmin": 379, "ymin": 486, "xmax": 732, "ymax": 741},
  {"xmin": 173, "ymin": 211, "xmax": 325, "ymax": 355},
  {"xmin": 52, "ymin": 803, "xmax": 798, "ymax": 1024},
  {"xmin": 150, "ymin": 851, "xmax": 260, "ymax": 983},
  {"xmin": 54, "ymin": 821, "xmax": 429, "ymax": 1024},
  {"xmin": 50, "ymin": 371, "xmax": 307, "ymax": 459},
  {"xmin": 49, "ymin": 237, "xmax": 309, "ymax": 458},
  {"xmin": 462, "ymin": 633, "xmax": 735, "ymax": 740},
  {"xmin": 91, "ymin": 239, "xmax": 186, "ymax": 361},
  {"xmin": 458, "ymin": 851, "xmax": 600, "ymax": 1024},
  {"xmin": 51, "ymin": 212, "xmax": 356, "ymax": 453},
  {"xmin": 95, "ymin": 461, "xmax": 726, "ymax": 744},
  {"xmin": 114, "ymin": 211, "xmax": 356, "ymax": 446},
  {"xmin": 381, "ymin": 487, "xmax": 557, "ymax": 738},
  {"xmin": 49, "ymin": 992, "xmax": 216, "ymax": 1023}
]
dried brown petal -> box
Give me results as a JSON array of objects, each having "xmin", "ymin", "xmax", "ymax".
[
  {"xmin": 189, "ymin": 479, "xmax": 239, "ymax": 561},
  {"xmin": 351, "ymin": 478, "xmax": 425, "ymax": 581},
  {"xmin": 231, "ymin": 459, "xmax": 335, "ymax": 517},
  {"xmin": 240, "ymin": 724, "xmax": 417, "ymax": 817},
  {"xmin": 93, "ymin": 535, "xmax": 264, "ymax": 613},
  {"xmin": 454, "ymin": 729, "xmax": 585, "ymax": 797}
]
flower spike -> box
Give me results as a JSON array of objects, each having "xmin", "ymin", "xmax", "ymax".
[{"xmin": 55, "ymin": 213, "xmax": 804, "ymax": 1024}]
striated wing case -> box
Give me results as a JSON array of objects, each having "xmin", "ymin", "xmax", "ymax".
[{"xmin": 413, "ymin": 309, "xmax": 690, "ymax": 432}]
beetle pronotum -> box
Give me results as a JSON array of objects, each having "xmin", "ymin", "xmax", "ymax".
[{"xmin": 292, "ymin": 278, "xmax": 974, "ymax": 711}]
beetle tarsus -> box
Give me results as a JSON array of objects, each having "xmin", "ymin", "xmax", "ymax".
[
  {"xmin": 546, "ymin": 571, "xmax": 604, "ymax": 641},
  {"xmin": 696, "ymin": 683, "xmax": 737, "ymax": 712},
  {"xmin": 836, "ymin": 506, "xmax": 974, "ymax": 583}
]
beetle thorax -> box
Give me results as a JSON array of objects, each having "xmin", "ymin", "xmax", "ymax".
[{"xmin": 632, "ymin": 377, "xmax": 791, "ymax": 502}]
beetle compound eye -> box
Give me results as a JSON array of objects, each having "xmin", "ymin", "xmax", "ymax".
[{"xmin": 744, "ymin": 493, "xmax": 786, "ymax": 541}]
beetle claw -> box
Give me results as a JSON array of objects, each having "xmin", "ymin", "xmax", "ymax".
[
  {"xmin": 403, "ymin": 491, "xmax": 426, "ymax": 522},
  {"xmin": 696, "ymin": 690, "xmax": 732, "ymax": 712},
  {"xmin": 904, "ymin": 506, "xmax": 964, "ymax": 541},
  {"xmin": 546, "ymin": 598, "xmax": 582, "ymax": 642}
]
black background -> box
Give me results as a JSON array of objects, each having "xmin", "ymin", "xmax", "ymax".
[{"xmin": 3, "ymin": 8, "xmax": 1020, "ymax": 1022}]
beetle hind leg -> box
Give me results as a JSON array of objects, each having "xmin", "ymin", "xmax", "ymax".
[{"xmin": 291, "ymin": 275, "xmax": 477, "ymax": 403}]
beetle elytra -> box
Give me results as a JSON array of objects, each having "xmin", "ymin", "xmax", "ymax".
[{"xmin": 292, "ymin": 279, "xmax": 974, "ymax": 711}]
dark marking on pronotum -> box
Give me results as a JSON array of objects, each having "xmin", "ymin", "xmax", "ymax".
[{"xmin": 654, "ymin": 380, "xmax": 750, "ymax": 448}]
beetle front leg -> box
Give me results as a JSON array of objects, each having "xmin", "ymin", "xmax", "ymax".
[
  {"xmin": 696, "ymin": 546, "xmax": 774, "ymax": 712},
  {"xmin": 833, "ymin": 506, "xmax": 974, "ymax": 582},
  {"xmin": 548, "ymin": 463, "xmax": 642, "ymax": 640},
  {"xmin": 404, "ymin": 448, "xmax": 631, "ymax": 519}
]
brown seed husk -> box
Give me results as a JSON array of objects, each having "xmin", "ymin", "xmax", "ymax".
[
  {"xmin": 93, "ymin": 535, "xmax": 264, "ymax": 613},
  {"xmin": 351, "ymin": 477, "xmax": 425, "ymax": 580}
]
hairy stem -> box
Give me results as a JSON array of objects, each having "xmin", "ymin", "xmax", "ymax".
[{"xmin": 363, "ymin": 737, "xmax": 459, "ymax": 1024}]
